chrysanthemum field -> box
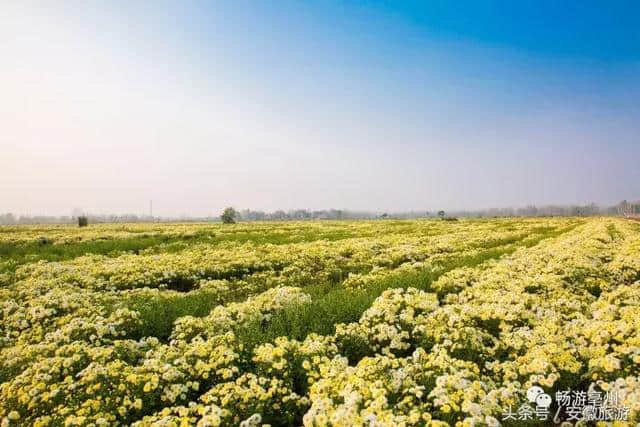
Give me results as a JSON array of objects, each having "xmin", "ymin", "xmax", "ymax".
[{"xmin": 1, "ymin": 218, "xmax": 639, "ymax": 426}]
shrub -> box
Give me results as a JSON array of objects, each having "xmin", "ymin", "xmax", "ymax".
[{"xmin": 221, "ymin": 207, "xmax": 237, "ymax": 224}]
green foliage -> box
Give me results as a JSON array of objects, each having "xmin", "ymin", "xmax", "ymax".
[
  {"xmin": 5, "ymin": 216, "xmax": 617, "ymax": 426},
  {"xmin": 221, "ymin": 207, "xmax": 237, "ymax": 224},
  {"xmin": 78, "ymin": 216, "xmax": 88, "ymax": 227},
  {"xmin": 121, "ymin": 222, "xmax": 574, "ymax": 352},
  {"xmin": 0, "ymin": 233, "xmax": 221, "ymax": 275},
  {"xmin": 128, "ymin": 289, "xmax": 225, "ymax": 340},
  {"xmin": 235, "ymin": 224, "xmax": 574, "ymax": 354}
]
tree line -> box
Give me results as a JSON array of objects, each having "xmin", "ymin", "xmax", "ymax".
[{"xmin": 0, "ymin": 201, "xmax": 634, "ymax": 225}]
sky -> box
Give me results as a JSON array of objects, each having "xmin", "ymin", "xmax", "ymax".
[{"xmin": 1, "ymin": 1, "xmax": 639, "ymax": 217}]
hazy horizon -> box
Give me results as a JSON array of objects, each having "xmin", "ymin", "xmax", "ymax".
[{"xmin": 2, "ymin": 1, "xmax": 639, "ymax": 217}]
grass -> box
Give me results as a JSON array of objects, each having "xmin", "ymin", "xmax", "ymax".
[
  {"xmin": 0, "ymin": 235, "xmax": 178, "ymax": 275},
  {"xmin": 211, "ymin": 229, "xmax": 356, "ymax": 245},
  {"xmin": 235, "ymin": 224, "xmax": 578, "ymax": 351},
  {"xmin": 235, "ymin": 246, "xmax": 514, "ymax": 349},
  {"xmin": 1, "ymin": 219, "xmax": 589, "ymax": 426},
  {"xmin": 0, "ymin": 229, "xmax": 362, "ymax": 275},
  {"xmin": 122, "ymin": 221, "xmax": 583, "ymax": 427},
  {"xmin": 127, "ymin": 289, "xmax": 226, "ymax": 340},
  {"xmin": 237, "ymin": 270, "xmax": 436, "ymax": 346},
  {"xmin": 124, "ymin": 223, "xmax": 579, "ymax": 352},
  {"xmin": 130, "ymin": 223, "xmax": 580, "ymax": 346},
  {"xmin": 125, "ymin": 225, "xmax": 573, "ymax": 341},
  {"xmin": 0, "ymin": 219, "xmax": 570, "ymax": 277}
]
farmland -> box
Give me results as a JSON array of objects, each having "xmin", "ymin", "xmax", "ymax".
[{"xmin": 0, "ymin": 218, "xmax": 639, "ymax": 426}]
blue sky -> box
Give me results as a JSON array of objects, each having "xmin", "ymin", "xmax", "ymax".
[{"xmin": 1, "ymin": 1, "xmax": 639, "ymax": 215}]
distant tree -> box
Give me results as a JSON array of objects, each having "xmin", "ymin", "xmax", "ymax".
[
  {"xmin": 438, "ymin": 210, "xmax": 445, "ymax": 218},
  {"xmin": 78, "ymin": 216, "xmax": 88, "ymax": 227},
  {"xmin": 221, "ymin": 207, "xmax": 237, "ymax": 224},
  {"xmin": 381, "ymin": 213, "xmax": 389, "ymax": 218}
]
